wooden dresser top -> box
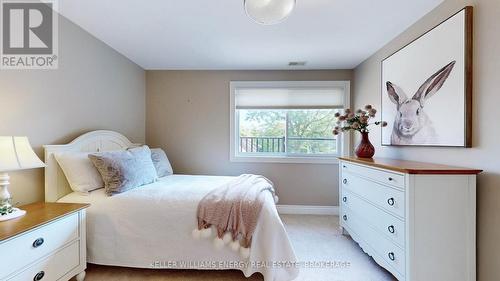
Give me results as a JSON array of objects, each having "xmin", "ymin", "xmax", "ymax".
[
  {"xmin": 339, "ymin": 157, "xmax": 483, "ymax": 175},
  {"xmin": 0, "ymin": 202, "xmax": 89, "ymax": 241}
]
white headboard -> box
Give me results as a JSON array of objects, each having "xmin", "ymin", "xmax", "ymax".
[{"xmin": 44, "ymin": 130, "xmax": 140, "ymax": 202}]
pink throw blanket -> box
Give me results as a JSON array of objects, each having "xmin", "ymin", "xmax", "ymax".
[{"xmin": 194, "ymin": 174, "xmax": 278, "ymax": 255}]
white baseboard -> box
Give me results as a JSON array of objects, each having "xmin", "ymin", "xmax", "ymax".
[{"xmin": 276, "ymin": 205, "xmax": 339, "ymax": 215}]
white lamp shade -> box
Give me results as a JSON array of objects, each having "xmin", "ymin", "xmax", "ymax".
[
  {"xmin": 244, "ymin": 0, "xmax": 296, "ymax": 25},
  {"xmin": 0, "ymin": 137, "xmax": 46, "ymax": 172}
]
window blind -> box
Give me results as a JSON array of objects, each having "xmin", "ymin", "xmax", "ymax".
[{"xmin": 234, "ymin": 85, "xmax": 345, "ymax": 109}]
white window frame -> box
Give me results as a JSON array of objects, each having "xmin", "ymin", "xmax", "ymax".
[{"xmin": 229, "ymin": 81, "xmax": 351, "ymax": 164}]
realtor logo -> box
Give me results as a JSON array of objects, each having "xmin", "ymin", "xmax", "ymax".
[{"xmin": 1, "ymin": 0, "xmax": 58, "ymax": 69}]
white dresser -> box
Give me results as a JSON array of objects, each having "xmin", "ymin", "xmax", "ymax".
[
  {"xmin": 0, "ymin": 203, "xmax": 89, "ymax": 281},
  {"xmin": 339, "ymin": 157, "xmax": 481, "ymax": 281}
]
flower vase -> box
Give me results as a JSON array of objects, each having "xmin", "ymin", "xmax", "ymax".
[{"xmin": 355, "ymin": 131, "xmax": 375, "ymax": 158}]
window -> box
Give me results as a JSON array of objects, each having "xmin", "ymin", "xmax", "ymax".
[{"xmin": 230, "ymin": 81, "xmax": 350, "ymax": 164}]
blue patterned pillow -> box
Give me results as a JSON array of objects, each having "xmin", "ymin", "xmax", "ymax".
[
  {"xmin": 150, "ymin": 148, "xmax": 173, "ymax": 177},
  {"xmin": 89, "ymin": 146, "xmax": 158, "ymax": 196}
]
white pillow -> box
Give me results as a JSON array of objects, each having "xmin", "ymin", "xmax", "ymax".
[{"xmin": 54, "ymin": 151, "xmax": 104, "ymax": 193}]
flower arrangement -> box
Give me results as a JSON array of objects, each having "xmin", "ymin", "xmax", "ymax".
[
  {"xmin": 332, "ymin": 105, "xmax": 387, "ymax": 158},
  {"xmin": 332, "ymin": 105, "xmax": 387, "ymax": 135}
]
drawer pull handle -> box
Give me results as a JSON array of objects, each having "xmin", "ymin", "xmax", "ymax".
[
  {"xmin": 34, "ymin": 271, "xmax": 45, "ymax": 281},
  {"xmin": 388, "ymin": 177, "xmax": 394, "ymax": 181},
  {"xmin": 388, "ymin": 252, "xmax": 395, "ymax": 261},
  {"xmin": 388, "ymin": 225, "xmax": 395, "ymax": 234},
  {"xmin": 342, "ymin": 179, "xmax": 347, "ymax": 184},
  {"xmin": 387, "ymin": 197, "xmax": 395, "ymax": 206},
  {"xmin": 342, "ymin": 196, "xmax": 347, "ymax": 202},
  {"xmin": 342, "ymin": 215, "xmax": 347, "ymax": 221},
  {"xmin": 32, "ymin": 238, "xmax": 44, "ymax": 248}
]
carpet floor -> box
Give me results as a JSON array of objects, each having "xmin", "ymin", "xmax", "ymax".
[{"xmin": 73, "ymin": 215, "xmax": 396, "ymax": 281}]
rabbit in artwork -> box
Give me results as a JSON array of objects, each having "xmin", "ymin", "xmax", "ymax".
[{"xmin": 386, "ymin": 61, "xmax": 456, "ymax": 145}]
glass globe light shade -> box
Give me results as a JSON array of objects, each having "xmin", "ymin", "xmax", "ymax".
[{"xmin": 244, "ymin": 0, "xmax": 296, "ymax": 25}]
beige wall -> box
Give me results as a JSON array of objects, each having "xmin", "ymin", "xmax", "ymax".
[
  {"xmin": 353, "ymin": 0, "xmax": 499, "ymax": 280},
  {"xmin": 146, "ymin": 70, "xmax": 352, "ymax": 205},
  {"xmin": 0, "ymin": 16, "xmax": 146, "ymax": 205}
]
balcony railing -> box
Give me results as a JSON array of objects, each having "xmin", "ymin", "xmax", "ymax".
[
  {"xmin": 239, "ymin": 136, "xmax": 336, "ymax": 153},
  {"xmin": 240, "ymin": 136, "xmax": 285, "ymax": 153}
]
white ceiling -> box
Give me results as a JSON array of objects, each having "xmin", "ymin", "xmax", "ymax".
[{"xmin": 59, "ymin": 0, "xmax": 444, "ymax": 70}]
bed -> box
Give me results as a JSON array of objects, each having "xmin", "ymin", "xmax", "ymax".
[{"xmin": 44, "ymin": 130, "xmax": 299, "ymax": 281}]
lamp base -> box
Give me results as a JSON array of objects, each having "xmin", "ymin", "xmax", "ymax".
[
  {"xmin": 0, "ymin": 208, "xmax": 26, "ymax": 221},
  {"xmin": 0, "ymin": 172, "xmax": 25, "ymax": 221}
]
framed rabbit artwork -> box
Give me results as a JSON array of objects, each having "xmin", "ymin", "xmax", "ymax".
[{"xmin": 381, "ymin": 6, "xmax": 473, "ymax": 147}]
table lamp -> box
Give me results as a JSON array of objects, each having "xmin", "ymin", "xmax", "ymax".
[{"xmin": 0, "ymin": 136, "xmax": 46, "ymax": 221}]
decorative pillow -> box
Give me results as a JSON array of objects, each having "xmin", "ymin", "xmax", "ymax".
[
  {"xmin": 54, "ymin": 152, "xmax": 104, "ymax": 193},
  {"xmin": 89, "ymin": 146, "xmax": 158, "ymax": 196},
  {"xmin": 150, "ymin": 148, "xmax": 173, "ymax": 177}
]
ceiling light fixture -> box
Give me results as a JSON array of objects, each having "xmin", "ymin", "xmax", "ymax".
[{"xmin": 244, "ymin": 0, "xmax": 296, "ymax": 25}]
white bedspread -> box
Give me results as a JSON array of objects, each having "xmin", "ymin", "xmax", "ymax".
[{"xmin": 58, "ymin": 175, "xmax": 298, "ymax": 281}]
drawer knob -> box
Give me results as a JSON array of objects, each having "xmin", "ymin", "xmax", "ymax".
[
  {"xmin": 387, "ymin": 197, "xmax": 395, "ymax": 206},
  {"xmin": 34, "ymin": 271, "xmax": 45, "ymax": 281},
  {"xmin": 342, "ymin": 179, "xmax": 347, "ymax": 184},
  {"xmin": 388, "ymin": 177, "xmax": 394, "ymax": 181},
  {"xmin": 388, "ymin": 252, "xmax": 395, "ymax": 261},
  {"xmin": 388, "ymin": 225, "xmax": 395, "ymax": 234},
  {"xmin": 342, "ymin": 165, "xmax": 347, "ymax": 168},
  {"xmin": 342, "ymin": 215, "xmax": 347, "ymax": 221},
  {"xmin": 32, "ymin": 238, "xmax": 44, "ymax": 248},
  {"xmin": 342, "ymin": 196, "xmax": 347, "ymax": 202}
]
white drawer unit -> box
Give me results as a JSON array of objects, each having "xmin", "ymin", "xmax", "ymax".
[
  {"xmin": 341, "ymin": 162, "xmax": 405, "ymax": 189},
  {"xmin": 0, "ymin": 203, "xmax": 89, "ymax": 281},
  {"xmin": 339, "ymin": 157, "xmax": 481, "ymax": 281},
  {"xmin": 342, "ymin": 170, "xmax": 405, "ymax": 218},
  {"xmin": 342, "ymin": 189, "xmax": 405, "ymax": 247},
  {"xmin": 0, "ymin": 213, "xmax": 79, "ymax": 276},
  {"xmin": 342, "ymin": 207, "xmax": 405, "ymax": 279},
  {"xmin": 7, "ymin": 241, "xmax": 81, "ymax": 281}
]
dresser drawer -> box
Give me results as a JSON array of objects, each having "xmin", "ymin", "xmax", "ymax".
[
  {"xmin": 0, "ymin": 213, "xmax": 79, "ymax": 279},
  {"xmin": 342, "ymin": 171, "xmax": 405, "ymax": 218},
  {"xmin": 342, "ymin": 189, "xmax": 405, "ymax": 247},
  {"xmin": 7, "ymin": 240, "xmax": 80, "ymax": 281},
  {"xmin": 341, "ymin": 207, "xmax": 405, "ymax": 278},
  {"xmin": 341, "ymin": 162, "xmax": 405, "ymax": 189}
]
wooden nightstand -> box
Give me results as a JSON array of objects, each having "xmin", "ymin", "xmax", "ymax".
[{"xmin": 0, "ymin": 202, "xmax": 89, "ymax": 281}]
